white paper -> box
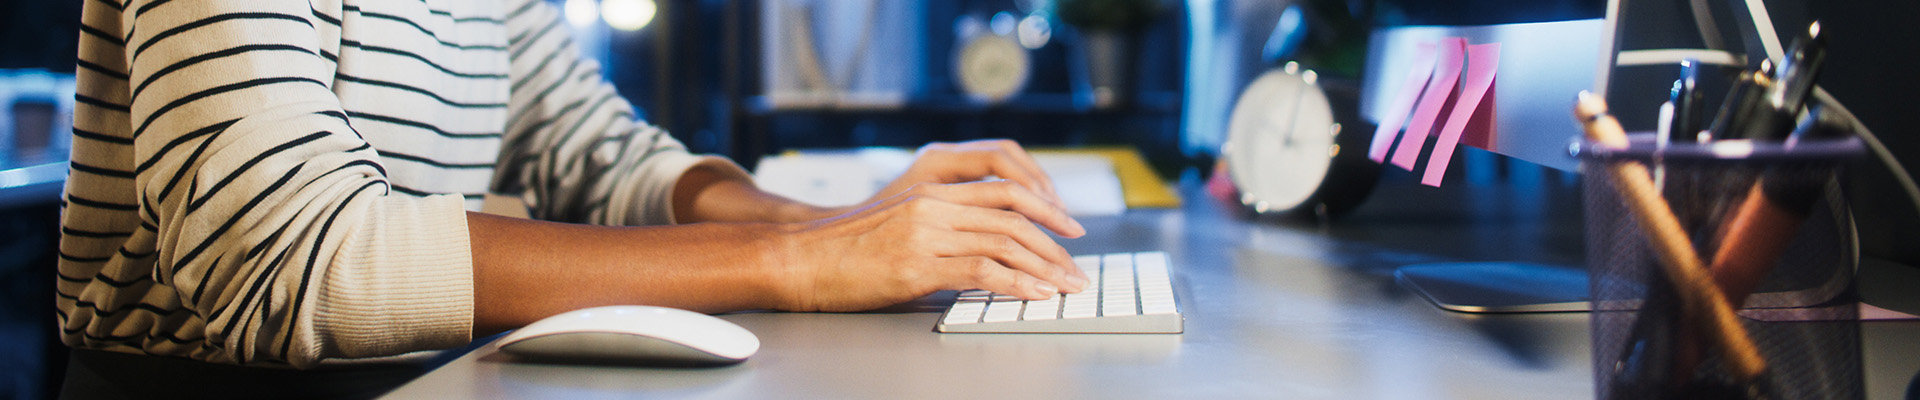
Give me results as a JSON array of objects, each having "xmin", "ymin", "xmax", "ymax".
[{"xmin": 753, "ymin": 149, "xmax": 1125, "ymax": 216}]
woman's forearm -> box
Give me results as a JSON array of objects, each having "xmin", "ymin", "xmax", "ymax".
[{"xmin": 467, "ymin": 212, "xmax": 800, "ymax": 336}]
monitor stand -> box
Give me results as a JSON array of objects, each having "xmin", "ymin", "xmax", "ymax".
[{"xmin": 1395, "ymin": 262, "xmax": 1590, "ymax": 313}]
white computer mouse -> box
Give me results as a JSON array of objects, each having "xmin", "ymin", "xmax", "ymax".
[{"xmin": 497, "ymin": 305, "xmax": 759, "ymax": 366}]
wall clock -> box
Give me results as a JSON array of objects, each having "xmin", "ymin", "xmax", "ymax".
[{"xmin": 954, "ymin": 32, "xmax": 1032, "ymax": 103}]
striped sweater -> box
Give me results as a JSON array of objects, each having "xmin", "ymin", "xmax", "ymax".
[{"xmin": 59, "ymin": 0, "xmax": 723, "ymax": 368}]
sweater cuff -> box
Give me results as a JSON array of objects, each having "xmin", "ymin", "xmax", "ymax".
[
  {"xmin": 314, "ymin": 194, "xmax": 474, "ymax": 360},
  {"xmin": 608, "ymin": 152, "xmax": 748, "ymax": 226}
]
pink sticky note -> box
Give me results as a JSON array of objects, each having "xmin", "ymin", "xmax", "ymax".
[
  {"xmin": 1389, "ymin": 38, "xmax": 1467, "ymax": 171},
  {"xmin": 1421, "ymin": 43, "xmax": 1500, "ymax": 187},
  {"xmin": 1367, "ymin": 43, "xmax": 1439, "ymax": 163},
  {"xmin": 1460, "ymin": 83, "xmax": 1498, "ymax": 151}
]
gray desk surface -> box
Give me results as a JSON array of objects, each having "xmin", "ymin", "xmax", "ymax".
[{"xmin": 383, "ymin": 175, "xmax": 1920, "ymax": 399}]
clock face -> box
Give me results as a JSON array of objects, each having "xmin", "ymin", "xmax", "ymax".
[
  {"xmin": 955, "ymin": 34, "xmax": 1031, "ymax": 102},
  {"xmin": 1223, "ymin": 69, "xmax": 1339, "ymax": 214}
]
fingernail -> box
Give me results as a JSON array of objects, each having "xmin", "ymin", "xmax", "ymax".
[
  {"xmin": 1067, "ymin": 274, "xmax": 1090, "ymax": 290},
  {"xmin": 1035, "ymin": 281, "xmax": 1059, "ymax": 297}
]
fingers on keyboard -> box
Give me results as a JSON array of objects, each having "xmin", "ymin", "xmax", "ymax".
[
  {"xmin": 944, "ymin": 231, "xmax": 1081, "ymax": 294},
  {"xmin": 946, "ymin": 256, "xmax": 1054, "ymax": 299}
]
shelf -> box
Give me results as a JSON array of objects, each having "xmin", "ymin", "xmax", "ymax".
[
  {"xmin": 0, "ymin": 158, "xmax": 66, "ymax": 209},
  {"xmin": 744, "ymin": 91, "xmax": 1181, "ymax": 115}
]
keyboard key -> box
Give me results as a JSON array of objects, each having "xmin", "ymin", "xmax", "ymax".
[
  {"xmin": 1103, "ymin": 297, "xmax": 1138, "ymax": 316},
  {"xmin": 1064, "ymin": 291, "xmax": 1096, "ymax": 302},
  {"xmin": 1062, "ymin": 293, "xmax": 1097, "ymax": 319},
  {"xmin": 1063, "ymin": 306, "xmax": 1098, "ymax": 319},
  {"xmin": 1102, "ymin": 253, "xmax": 1133, "ymax": 270},
  {"xmin": 1074, "ymin": 255, "xmax": 1101, "ymax": 274},
  {"xmin": 1135, "ymin": 252, "xmax": 1168, "ymax": 273},
  {"xmin": 945, "ymin": 301, "xmax": 986, "ymax": 324},
  {"xmin": 945, "ymin": 310, "xmax": 982, "ymax": 324},
  {"xmin": 1023, "ymin": 296, "xmax": 1061, "ymax": 320},
  {"xmin": 983, "ymin": 301, "xmax": 1022, "ymax": 323}
]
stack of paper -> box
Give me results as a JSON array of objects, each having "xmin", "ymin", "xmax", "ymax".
[{"xmin": 753, "ymin": 148, "xmax": 1130, "ymax": 216}]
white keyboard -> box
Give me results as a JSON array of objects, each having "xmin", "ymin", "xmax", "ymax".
[{"xmin": 936, "ymin": 251, "xmax": 1183, "ymax": 334}]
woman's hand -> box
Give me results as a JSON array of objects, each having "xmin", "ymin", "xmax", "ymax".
[
  {"xmin": 777, "ymin": 180, "xmax": 1089, "ymax": 312},
  {"xmin": 872, "ymin": 139, "xmax": 1065, "ymax": 208}
]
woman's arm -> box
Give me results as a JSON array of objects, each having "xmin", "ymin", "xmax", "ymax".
[{"xmin": 470, "ymin": 176, "xmax": 1089, "ymax": 336}]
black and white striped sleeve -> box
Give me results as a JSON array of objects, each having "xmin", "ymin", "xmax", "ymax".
[
  {"xmin": 495, "ymin": 0, "xmax": 746, "ymax": 225},
  {"xmin": 58, "ymin": 0, "xmax": 474, "ymax": 368}
]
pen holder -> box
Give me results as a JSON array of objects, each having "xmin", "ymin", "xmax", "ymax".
[{"xmin": 1578, "ymin": 135, "xmax": 1864, "ymax": 399}]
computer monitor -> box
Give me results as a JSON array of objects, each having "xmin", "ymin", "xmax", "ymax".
[
  {"xmin": 1363, "ymin": 0, "xmax": 1606, "ymax": 312},
  {"xmin": 1360, "ymin": 0, "xmax": 1606, "ymax": 173}
]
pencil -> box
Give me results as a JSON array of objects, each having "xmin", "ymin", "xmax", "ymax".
[{"xmin": 1574, "ymin": 91, "xmax": 1768, "ymax": 380}]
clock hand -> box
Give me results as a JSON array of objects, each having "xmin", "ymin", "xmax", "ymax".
[{"xmin": 1277, "ymin": 81, "xmax": 1310, "ymax": 149}]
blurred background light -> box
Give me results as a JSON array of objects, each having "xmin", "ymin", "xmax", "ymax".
[
  {"xmin": 563, "ymin": 0, "xmax": 598, "ymax": 28},
  {"xmin": 990, "ymin": 11, "xmax": 1018, "ymax": 36},
  {"xmin": 601, "ymin": 0, "xmax": 656, "ymax": 31},
  {"xmin": 1016, "ymin": 13, "xmax": 1051, "ymax": 49}
]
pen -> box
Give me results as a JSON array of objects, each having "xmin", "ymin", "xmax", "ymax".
[
  {"xmin": 1575, "ymin": 91, "xmax": 1768, "ymax": 381},
  {"xmin": 1708, "ymin": 22, "xmax": 1832, "ymax": 306}
]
